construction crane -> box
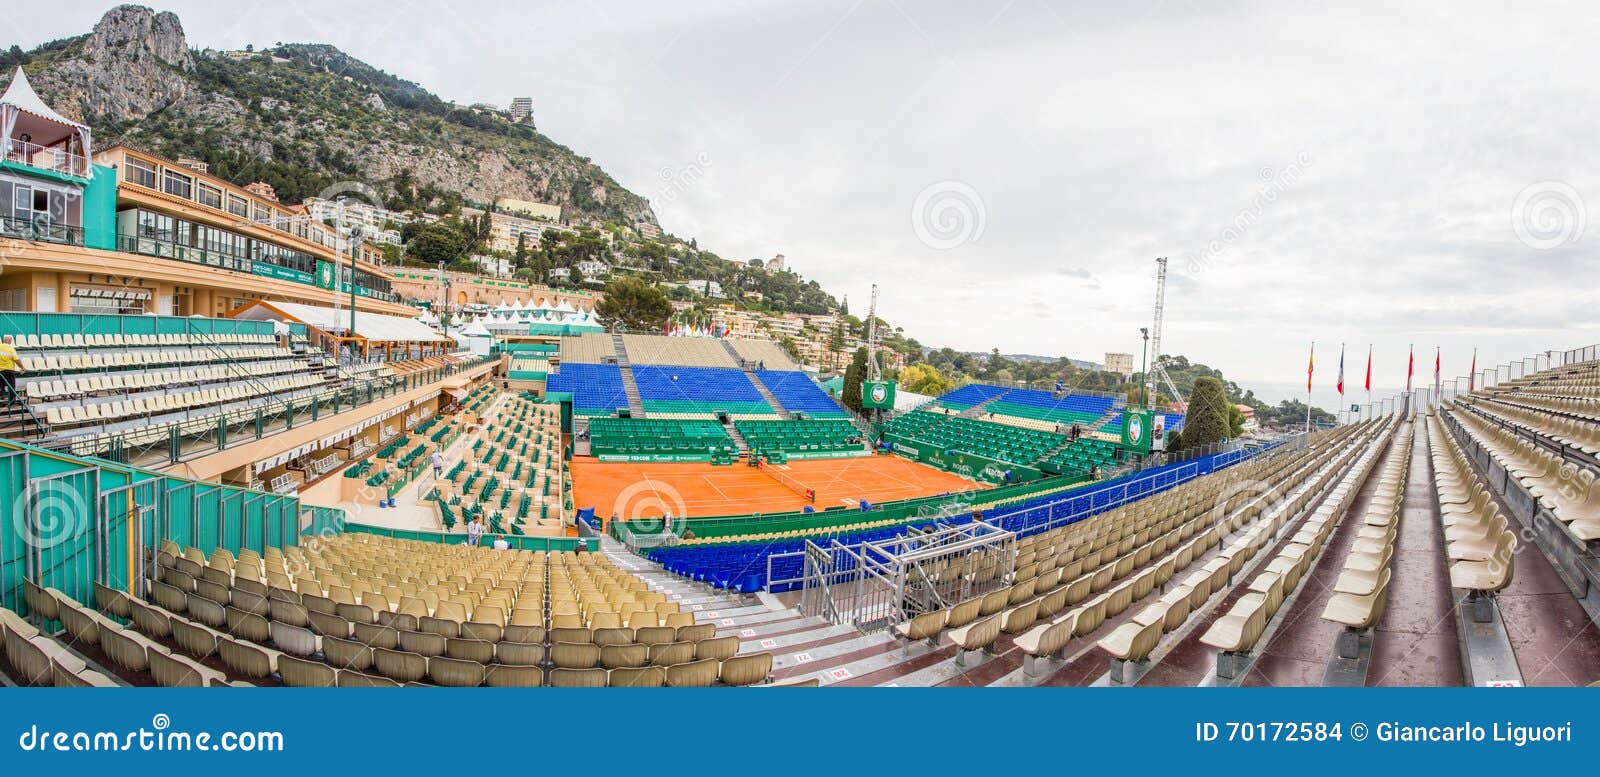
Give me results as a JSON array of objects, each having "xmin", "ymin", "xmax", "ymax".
[
  {"xmin": 864, "ymin": 283, "xmax": 882, "ymax": 382},
  {"xmin": 1148, "ymin": 257, "xmax": 1186, "ymax": 408}
]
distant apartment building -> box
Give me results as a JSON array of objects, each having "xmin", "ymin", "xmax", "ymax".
[
  {"xmin": 471, "ymin": 254, "xmax": 513, "ymax": 278},
  {"xmin": 574, "ymin": 259, "xmax": 611, "ymax": 279},
  {"xmin": 461, "ymin": 206, "xmax": 572, "ymax": 253},
  {"xmin": 493, "ymin": 197, "xmax": 560, "ymax": 222},
  {"xmin": 635, "ymin": 220, "xmax": 662, "ymax": 239},
  {"xmin": 387, "ymin": 268, "xmax": 598, "ymax": 309},
  {"xmin": 243, "ymin": 181, "xmax": 278, "ymax": 202},
  {"xmin": 509, "ymin": 97, "xmax": 534, "ymax": 123},
  {"xmin": 175, "ymin": 157, "xmax": 209, "ymax": 174},
  {"xmin": 303, "ymin": 196, "xmax": 408, "ymax": 246},
  {"xmin": 1104, "ymin": 352, "xmax": 1135, "ymax": 377}
]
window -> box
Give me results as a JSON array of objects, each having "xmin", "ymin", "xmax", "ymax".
[
  {"xmin": 162, "ymin": 169, "xmax": 192, "ymax": 199},
  {"xmin": 226, "ymin": 194, "xmax": 248, "ymax": 218},
  {"xmin": 125, "ymin": 157, "xmax": 157, "ymax": 188},
  {"xmin": 197, "ymin": 183, "xmax": 222, "ymax": 209},
  {"xmin": 252, "ymin": 202, "xmax": 271, "ymax": 224}
]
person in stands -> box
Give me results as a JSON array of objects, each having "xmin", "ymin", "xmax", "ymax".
[
  {"xmin": 0, "ymin": 335, "xmax": 22, "ymax": 411},
  {"xmin": 492, "ymin": 534, "xmax": 511, "ymax": 551},
  {"xmin": 430, "ymin": 451, "xmax": 445, "ymax": 479},
  {"xmin": 466, "ymin": 516, "xmax": 485, "ymax": 547}
]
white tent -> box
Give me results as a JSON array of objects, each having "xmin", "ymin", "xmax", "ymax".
[{"xmin": 0, "ymin": 67, "xmax": 92, "ymax": 177}]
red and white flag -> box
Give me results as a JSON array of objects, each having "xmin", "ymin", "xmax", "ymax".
[
  {"xmin": 1336, "ymin": 343, "xmax": 1345, "ymax": 397},
  {"xmin": 1405, "ymin": 345, "xmax": 1414, "ymax": 392},
  {"xmin": 1469, "ymin": 348, "xmax": 1477, "ymax": 392}
]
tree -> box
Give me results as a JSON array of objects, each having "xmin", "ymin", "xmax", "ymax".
[
  {"xmin": 1176, "ymin": 376, "xmax": 1231, "ymax": 451},
  {"xmin": 595, "ymin": 276, "xmax": 671, "ymax": 333},
  {"xmin": 842, "ymin": 348, "xmax": 869, "ymax": 414},
  {"xmin": 900, "ymin": 363, "xmax": 952, "ymax": 396}
]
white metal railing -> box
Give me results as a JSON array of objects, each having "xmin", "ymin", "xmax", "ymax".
[
  {"xmin": 350, "ymin": 437, "xmax": 372, "ymax": 458},
  {"xmin": 269, "ymin": 473, "xmax": 297, "ymax": 493},
  {"xmin": 2, "ymin": 138, "xmax": 91, "ymax": 178}
]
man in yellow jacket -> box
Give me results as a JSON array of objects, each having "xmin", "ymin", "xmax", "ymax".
[{"xmin": 0, "ymin": 334, "xmax": 21, "ymax": 411}]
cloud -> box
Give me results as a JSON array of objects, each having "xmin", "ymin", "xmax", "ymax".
[{"xmin": 17, "ymin": 0, "xmax": 1599, "ymax": 391}]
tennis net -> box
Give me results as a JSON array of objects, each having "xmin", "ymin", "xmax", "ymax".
[{"xmin": 757, "ymin": 459, "xmax": 815, "ymax": 502}]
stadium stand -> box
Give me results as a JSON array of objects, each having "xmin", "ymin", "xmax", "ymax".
[
  {"xmin": 754, "ymin": 370, "xmax": 849, "ymax": 417},
  {"xmin": 937, "ymin": 383, "xmax": 1010, "ymax": 412},
  {"xmin": 621, "ymin": 335, "xmax": 738, "ymax": 368},
  {"xmin": 545, "ymin": 362, "xmax": 627, "ymax": 416},
  {"xmin": 728, "ymin": 339, "xmax": 800, "ymax": 371},
  {"xmin": 434, "ymin": 394, "xmax": 566, "ymax": 535},
  {"xmin": 988, "ymin": 388, "xmax": 1116, "ymax": 428},
  {"xmin": 882, "ymin": 410, "xmax": 1077, "ymax": 468},
  {"xmin": 1041, "ymin": 438, "xmax": 1122, "ymax": 478},
  {"xmin": 736, "ymin": 418, "xmax": 864, "ymax": 458},
  {"xmin": 588, "ymin": 417, "xmax": 738, "ymax": 461},
  {"xmin": 1, "ymin": 533, "xmax": 777, "ymax": 687},
  {"xmin": 631, "ymin": 365, "xmax": 776, "ymax": 418},
  {"xmin": 10, "ymin": 329, "xmax": 330, "ymax": 439},
  {"xmin": 558, "ymin": 332, "xmax": 616, "ymax": 364}
]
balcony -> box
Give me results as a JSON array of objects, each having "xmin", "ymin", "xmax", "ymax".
[
  {"xmin": 1, "ymin": 138, "xmax": 91, "ymax": 180},
  {"xmin": 0, "ymin": 215, "xmax": 84, "ymax": 246}
]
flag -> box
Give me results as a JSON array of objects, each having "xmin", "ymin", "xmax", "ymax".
[
  {"xmin": 1406, "ymin": 345, "xmax": 1414, "ymax": 392},
  {"xmin": 1307, "ymin": 342, "xmax": 1315, "ymax": 394},
  {"xmin": 1440, "ymin": 346, "xmax": 1452, "ymax": 398},
  {"xmin": 1469, "ymin": 348, "xmax": 1477, "ymax": 392},
  {"xmin": 1364, "ymin": 344, "xmax": 1372, "ymax": 393},
  {"xmin": 1336, "ymin": 343, "xmax": 1345, "ymax": 397}
]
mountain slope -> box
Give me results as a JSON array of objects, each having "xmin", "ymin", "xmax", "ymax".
[{"xmin": 5, "ymin": 5, "xmax": 658, "ymax": 227}]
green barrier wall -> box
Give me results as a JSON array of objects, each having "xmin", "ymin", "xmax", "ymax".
[
  {"xmin": 613, "ymin": 469, "xmax": 1088, "ymax": 541},
  {"xmin": 0, "ymin": 437, "xmax": 300, "ymax": 618},
  {"xmin": 884, "ymin": 433, "xmax": 1045, "ymax": 483}
]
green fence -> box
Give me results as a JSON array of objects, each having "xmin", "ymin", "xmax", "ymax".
[
  {"xmin": 0, "ymin": 437, "xmax": 301, "ymax": 619},
  {"xmin": 0, "ymin": 310, "xmax": 276, "ymax": 339},
  {"xmin": 321, "ymin": 517, "xmax": 592, "ymax": 552},
  {"xmin": 611, "ymin": 469, "xmax": 1088, "ymax": 542}
]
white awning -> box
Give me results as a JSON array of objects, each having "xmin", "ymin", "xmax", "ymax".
[{"xmin": 233, "ymin": 300, "xmax": 447, "ymax": 343}]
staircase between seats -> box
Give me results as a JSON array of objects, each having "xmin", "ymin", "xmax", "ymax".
[
  {"xmin": 611, "ymin": 334, "xmax": 646, "ymax": 418},
  {"xmin": 721, "ymin": 340, "xmax": 794, "ymax": 420},
  {"xmin": 958, "ymin": 390, "xmax": 1011, "ymax": 418}
]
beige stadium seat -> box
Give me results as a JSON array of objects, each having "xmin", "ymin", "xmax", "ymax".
[{"xmin": 718, "ymin": 652, "xmax": 774, "ymax": 686}]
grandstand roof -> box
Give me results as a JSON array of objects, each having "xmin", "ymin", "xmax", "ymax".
[{"xmin": 232, "ymin": 300, "xmax": 450, "ymax": 343}]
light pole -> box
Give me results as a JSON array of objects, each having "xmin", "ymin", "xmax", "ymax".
[{"xmin": 1139, "ymin": 327, "xmax": 1149, "ymax": 409}]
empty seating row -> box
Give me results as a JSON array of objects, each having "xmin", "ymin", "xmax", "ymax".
[
  {"xmin": 17, "ymin": 345, "xmax": 295, "ymax": 375},
  {"xmin": 1321, "ymin": 423, "xmax": 1412, "ymax": 654},
  {"xmin": 25, "ymin": 358, "xmax": 309, "ymax": 401},
  {"xmin": 45, "ymin": 374, "xmax": 325, "ymax": 429},
  {"xmin": 14, "ymin": 331, "xmax": 277, "ymax": 350}
]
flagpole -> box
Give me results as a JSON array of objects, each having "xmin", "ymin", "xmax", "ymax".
[{"xmin": 1306, "ymin": 340, "xmax": 1314, "ymax": 433}]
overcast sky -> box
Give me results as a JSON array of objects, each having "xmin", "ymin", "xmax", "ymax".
[{"xmin": 15, "ymin": 1, "xmax": 1600, "ymax": 404}]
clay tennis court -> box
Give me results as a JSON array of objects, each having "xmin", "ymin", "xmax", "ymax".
[{"xmin": 569, "ymin": 454, "xmax": 986, "ymax": 521}]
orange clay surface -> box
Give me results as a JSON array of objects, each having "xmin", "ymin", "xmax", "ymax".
[{"xmin": 569, "ymin": 454, "xmax": 986, "ymax": 520}]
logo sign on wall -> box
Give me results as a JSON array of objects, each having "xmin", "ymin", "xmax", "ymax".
[
  {"xmin": 861, "ymin": 381, "xmax": 897, "ymax": 410},
  {"xmin": 1121, "ymin": 408, "xmax": 1155, "ymax": 454}
]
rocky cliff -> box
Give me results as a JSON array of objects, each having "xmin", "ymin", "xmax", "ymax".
[{"xmin": 6, "ymin": 5, "xmax": 658, "ymax": 228}]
